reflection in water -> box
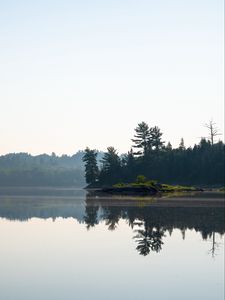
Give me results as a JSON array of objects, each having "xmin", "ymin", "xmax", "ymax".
[
  {"xmin": 84, "ymin": 205, "xmax": 99, "ymax": 229},
  {"xmin": 0, "ymin": 191, "xmax": 224, "ymax": 257},
  {"xmin": 134, "ymin": 224, "xmax": 165, "ymax": 256},
  {"xmin": 84, "ymin": 197, "xmax": 224, "ymax": 256},
  {"xmin": 208, "ymin": 231, "xmax": 221, "ymax": 258}
]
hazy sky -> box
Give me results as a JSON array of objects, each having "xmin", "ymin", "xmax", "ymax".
[{"xmin": 0, "ymin": 0, "xmax": 224, "ymax": 155}]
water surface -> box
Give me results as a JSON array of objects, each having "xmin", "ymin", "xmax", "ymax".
[{"xmin": 0, "ymin": 188, "xmax": 224, "ymax": 300}]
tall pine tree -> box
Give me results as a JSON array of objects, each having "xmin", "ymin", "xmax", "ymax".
[
  {"xmin": 132, "ymin": 122, "xmax": 150, "ymax": 156},
  {"xmin": 82, "ymin": 148, "xmax": 99, "ymax": 184}
]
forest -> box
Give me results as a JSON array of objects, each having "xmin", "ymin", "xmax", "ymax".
[
  {"xmin": 0, "ymin": 151, "xmax": 86, "ymax": 186},
  {"xmin": 83, "ymin": 121, "xmax": 225, "ymax": 187},
  {"xmin": 0, "ymin": 121, "xmax": 224, "ymax": 187}
]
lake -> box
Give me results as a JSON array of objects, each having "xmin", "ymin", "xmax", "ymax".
[{"xmin": 0, "ymin": 188, "xmax": 224, "ymax": 300}]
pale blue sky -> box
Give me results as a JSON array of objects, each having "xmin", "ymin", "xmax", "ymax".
[{"xmin": 0, "ymin": 0, "xmax": 224, "ymax": 155}]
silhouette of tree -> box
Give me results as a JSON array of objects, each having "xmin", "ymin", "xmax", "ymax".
[
  {"xmin": 204, "ymin": 120, "xmax": 222, "ymax": 145},
  {"xmin": 84, "ymin": 205, "xmax": 99, "ymax": 229},
  {"xmin": 149, "ymin": 126, "xmax": 164, "ymax": 150},
  {"xmin": 132, "ymin": 122, "xmax": 151, "ymax": 156},
  {"xmin": 101, "ymin": 206, "xmax": 121, "ymax": 231},
  {"xmin": 82, "ymin": 148, "xmax": 99, "ymax": 184},
  {"xmin": 99, "ymin": 147, "xmax": 121, "ymax": 184},
  {"xmin": 208, "ymin": 232, "xmax": 220, "ymax": 258},
  {"xmin": 95, "ymin": 121, "xmax": 224, "ymax": 186},
  {"xmin": 134, "ymin": 222, "xmax": 165, "ymax": 256},
  {"xmin": 166, "ymin": 142, "xmax": 172, "ymax": 151},
  {"xmin": 179, "ymin": 138, "xmax": 185, "ymax": 150}
]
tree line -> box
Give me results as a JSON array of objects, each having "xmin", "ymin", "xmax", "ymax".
[
  {"xmin": 0, "ymin": 151, "xmax": 87, "ymax": 186},
  {"xmin": 83, "ymin": 121, "xmax": 225, "ymax": 186}
]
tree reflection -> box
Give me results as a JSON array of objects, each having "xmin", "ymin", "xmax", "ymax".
[
  {"xmin": 83, "ymin": 205, "xmax": 99, "ymax": 230},
  {"xmin": 134, "ymin": 223, "xmax": 165, "ymax": 256},
  {"xmin": 1, "ymin": 195, "xmax": 223, "ymax": 258},
  {"xmin": 84, "ymin": 197, "xmax": 224, "ymax": 257},
  {"xmin": 102, "ymin": 207, "xmax": 122, "ymax": 231},
  {"xmin": 208, "ymin": 232, "xmax": 221, "ymax": 258}
]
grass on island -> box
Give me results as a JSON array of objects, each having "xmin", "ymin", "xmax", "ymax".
[{"xmin": 113, "ymin": 175, "xmax": 197, "ymax": 192}]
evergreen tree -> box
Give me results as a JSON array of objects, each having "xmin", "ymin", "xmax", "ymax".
[
  {"xmin": 100, "ymin": 147, "xmax": 121, "ymax": 184},
  {"xmin": 149, "ymin": 126, "xmax": 164, "ymax": 150},
  {"xmin": 126, "ymin": 148, "xmax": 135, "ymax": 167},
  {"xmin": 120, "ymin": 149, "xmax": 137, "ymax": 182},
  {"xmin": 166, "ymin": 142, "xmax": 172, "ymax": 150},
  {"xmin": 96, "ymin": 138, "xmax": 224, "ymax": 186},
  {"xmin": 132, "ymin": 122, "xmax": 150, "ymax": 156},
  {"xmin": 179, "ymin": 138, "xmax": 185, "ymax": 150},
  {"xmin": 82, "ymin": 148, "xmax": 99, "ymax": 184}
]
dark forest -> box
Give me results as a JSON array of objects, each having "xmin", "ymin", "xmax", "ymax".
[{"xmin": 83, "ymin": 122, "xmax": 225, "ymax": 187}]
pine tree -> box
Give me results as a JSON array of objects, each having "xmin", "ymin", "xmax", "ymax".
[
  {"xmin": 166, "ymin": 142, "xmax": 172, "ymax": 150},
  {"xmin": 149, "ymin": 126, "xmax": 164, "ymax": 150},
  {"xmin": 100, "ymin": 147, "xmax": 121, "ymax": 184},
  {"xmin": 179, "ymin": 138, "xmax": 185, "ymax": 150},
  {"xmin": 82, "ymin": 148, "xmax": 99, "ymax": 184},
  {"xmin": 132, "ymin": 122, "xmax": 150, "ymax": 156}
]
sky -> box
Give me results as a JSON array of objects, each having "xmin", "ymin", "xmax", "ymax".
[{"xmin": 0, "ymin": 0, "xmax": 224, "ymax": 155}]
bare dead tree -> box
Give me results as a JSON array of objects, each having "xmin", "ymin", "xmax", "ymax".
[
  {"xmin": 204, "ymin": 120, "xmax": 222, "ymax": 145},
  {"xmin": 208, "ymin": 232, "xmax": 220, "ymax": 258}
]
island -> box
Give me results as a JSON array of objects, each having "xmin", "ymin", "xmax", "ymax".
[
  {"xmin": 82, "ymin": 122, "xmax": 224, "ymax": 197},
  {"xmin": 85, "ymin": 175, "xmax": 203, "ymax": 196}
]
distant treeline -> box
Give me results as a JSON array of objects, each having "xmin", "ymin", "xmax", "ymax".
[
  {"xmin": 0, "ymin": 152, "xmax": 87, "ymax": 186},
  {"xmin": 1, "ymin": 121, "xmax": 224, "ymax": 187},
  {"xmin": 83, "ymin": 122, "xmax": 225, "ymax": 186}
]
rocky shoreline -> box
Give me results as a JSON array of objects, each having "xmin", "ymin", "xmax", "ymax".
[{"xmin": 86, "ymin": 185, "xmax": 203, "ymax": 196}]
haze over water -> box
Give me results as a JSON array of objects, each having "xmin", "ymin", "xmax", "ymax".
[
  {"xmin": 0, "ymin": 1, "xmax": 224, "ymax": 299},
  {"xmin": 0, "ymin": 188, "xmax": 224, "ymax": 300}
]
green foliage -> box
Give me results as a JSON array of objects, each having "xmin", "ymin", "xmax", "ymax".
[
  {"xmin": 113, "ymin": 182, "xmax": 126, "ymax": 188},
  {"xmin": 82, "ymin": 148, "xmax": 99, "ymax": 184},
  {"xmin": 113, "ymin": 176, "xmax": 159, "ymax": 188},
  {"xmin": 0, "ymin": 167, "xmax": 85, "ymax": 187},
  {"xmin": 132, "ymin": 122, "xmax": 165, "ymax": 155},
  {"xmin": 99, "ymin": 147, "xmax": 122, "ymax": 184},
  {"xmin": 160, "ymin": 184, "xmax": 196, "ymax": 192},
  {"xmin": 112, "ymin": 177, "xmax": 196, "ymax": 192},
  {"xmin": 1, "ymin": 121, "xmax": 224, "ymax": 188},
  {"xmin": 0, "ymin": 152, "xmax": 87, "ymax": 186},
  {"xmin": 94, "ymin": 122, "xmax": 225, "ymax": 186},
  {"xmin": 132, "ymin": 122, "xmax": 150, "ymax": 155},
  {"xmin": 135, "ymin": 175, "xmax": 147, "ymax": 184},
  {"xmin": 149, "ymin": 126, "xmax": 164, "ymax": 150}
]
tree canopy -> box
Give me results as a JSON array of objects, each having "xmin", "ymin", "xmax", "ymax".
[
  {"xmin": 84, "ymin": 122, "xmax": 224, "ymax": 186},
  {"xmin": 82, "ymin": 148, "xmax": 99, "ymax": 184}
]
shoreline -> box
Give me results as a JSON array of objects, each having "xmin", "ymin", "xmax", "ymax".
[{"xmin": 86, "ymin": 191, "xmax": 225, "ymax": 208}]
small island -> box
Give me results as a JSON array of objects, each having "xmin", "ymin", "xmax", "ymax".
[
  {"xmin": 86, "ymin": 175, "xmax": 202, "ymax": 196},
  {"xmin": 82, "ymin": 122, "xmax": 224, "ymax": 197}
]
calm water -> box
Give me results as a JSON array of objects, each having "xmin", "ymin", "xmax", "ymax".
[{"xmin": 0, "ymin": 188, "xmax": 224, "ymax": 300}]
